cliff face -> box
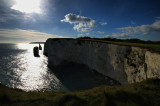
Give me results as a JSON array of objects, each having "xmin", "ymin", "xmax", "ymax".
[{"xmin": 44, "ymin": 38, "xmax": 160, "ymax": 84}]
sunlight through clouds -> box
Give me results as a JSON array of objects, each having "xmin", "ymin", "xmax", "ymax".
[{"xmin": 11, "ymin": 0, "xmax": 42, "ymax": 13}]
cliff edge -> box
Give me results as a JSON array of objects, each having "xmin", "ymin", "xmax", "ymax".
[{"xmin": 44, "ymin": 38, "xmax": 160, "ymax": 84}]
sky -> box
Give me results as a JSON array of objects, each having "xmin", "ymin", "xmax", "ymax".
[{"xmin": 0, "ymin": 0, "xmax": 160, "ymax": 43}]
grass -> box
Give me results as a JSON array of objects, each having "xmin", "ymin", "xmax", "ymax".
[
  {"xmin": 76, "ymin": 38, "xmax": 160, "ymax": 54},
  {"xmin": 0, "ymin": 79, "xmax": 160, "ymax": 106},
  {"xmin": 50, "ymin": 38, "xmax": 160, "ymax": 53}
]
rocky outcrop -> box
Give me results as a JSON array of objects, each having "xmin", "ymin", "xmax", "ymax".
[{"xmin": 44, "ymin": 38, "xmax": 160, "ymax": 84}]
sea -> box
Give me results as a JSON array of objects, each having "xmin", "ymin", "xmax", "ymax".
[{"xmin": 0, "ymin": 43, "xmax": 117, "ymax": 92}]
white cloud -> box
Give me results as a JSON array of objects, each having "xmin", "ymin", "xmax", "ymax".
[
  {"xmin": 77, "ymin": 34, "xmax": 83, "ymax": 37},
  {"xmin": 104, "ymin": 35, "xmax": 111, "ymax": 38},
  {"xmin": 112, "ymin": 20, "xmax": 160, "ymax": 38},
  {"xmin": 11, "ymin": 0, "xmax": 42, "ymax": 14},
  {"xmin": 73, "ymin": 23, "xmax": 87, "ymax": 32},
  {"xmin": 100, "ymin": 22, "xmax": 107, "ymax": 25},
  {"xmin": 81, "ymin": 28, "xmax": 92, "ymax": 32},
  {"xmin": 97, "ymin": 31, "xmax": 104, "ymax": 34},
  {"xmin": 61, "ymin": 13, "xmax": 96, "ymax": 32},
  {"xmin": 112, "ymin": 32, "xmax": 133, "ymax": 38},
  {"xmin": 86, "ymin": 33, "xmax": 90, "ymax": 35},
  {"xmin": 0, "ymin": 29, "xmax": 64, "ymax": 43}
]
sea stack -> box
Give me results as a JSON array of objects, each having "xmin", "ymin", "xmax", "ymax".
[
  {"xmin": 39, "ymin": 43, "xmax": 42, "ymax": 50},
  {"xmin": 33, "ymin": 47, "xmax": 40, "ymax": 57}
]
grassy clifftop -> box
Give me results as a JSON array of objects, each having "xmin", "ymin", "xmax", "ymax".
[
  {"xmin": 49, "ymin": 38, "xmax": 160, "ymax": 53},
  {"xmin": 78, "ymin": 39, "xmax": 160, "ymax": 54},
  {"xmin": 1, "ymin": 79, "xmax": 160, "ymax": 106}
]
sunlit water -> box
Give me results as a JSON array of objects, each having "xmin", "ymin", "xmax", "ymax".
[
  {"xmin": 0, "ymin": 43, "xmax": 66, "ymax": 91},
  {"xmin": 0, "ymin": 43, "xmax": 119, "ymax": 92}
]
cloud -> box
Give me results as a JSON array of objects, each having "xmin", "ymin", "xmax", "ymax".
[
  {"xmin": 100, "ymin": 22, "xmax": 107, "ymax": 25},
  {"xmin": 77, "ymin": 34, "xmax": 83, "ymax": 37},
  {"xmin": 11, "ymin": 0, "xmax": 42, "ymax": 14},
  {"xmin": 0, "ymin": 0, "xmax": 48, "ymax": 24},
  {"xmin": 0, "ymin": 18, "xmax": 7, "ymax": 22},
  {"xmin": 0, "ymin": 29, "xmax": 64, "ymax": 43},
  {"xmin": 0, "ymin": 0, "xmax": 24, "ymax": 23},
  {"xmin": 112, "ymin": 19, "xmax": 160, "ymax": 38},
  {"xmin": 112, "ymin": 32, "xmax": 133, "ymax": 38},
  {"xmin": 86, "ymin": 33, "xmax": 90, "ymax": 35},
  {"xmin": 104, "ymin": 35, "xmax": 111, "ymax": 38},
  {"xmin": 77, "ymin": 33, "xmax": 91, "ymax": 37},
  {"xmin": 97, "ymin": 31, "xmax": 104, "ymax": 34},
  {"xmin": 81, "ymin": 28, "xmax": 92, "ymax": 32},
  {"xmin": 73, "ymin": 23, "xmax": 92, "ymax": 32},
  {"xmin": 61, "ymin": 13, "xmax": 96, "ymax": 25},
  {"xmin": 0, "ymin": 11, "xmax": 23, "ymax": 23},
  {"xmin": 61, "ymin": 13, "xmax": 96, "ymax": 32},
  {"xmin": 156, "ymin": 17, "xmax": 160, "ymax": 20},
  {"xmin": 131, "ymin": 21, "xmax": 136, "ymax": 25}
]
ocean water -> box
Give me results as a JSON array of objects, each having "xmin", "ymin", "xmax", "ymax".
[{"xmin": 0, "ymin": 43, "xmax": 119, "ymax": 92}]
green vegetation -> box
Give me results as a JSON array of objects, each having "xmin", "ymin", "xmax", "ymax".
[
  {"xmin": 76, "ymin": 37, "xmax": 160, "ymax": 53},
  {"xmin": 1, "ymin": 79, "xmax": 160, "ymax": 106},
  {"xmin": 51, "ymin": 37, "xmax": 160, "ymax": 53}
]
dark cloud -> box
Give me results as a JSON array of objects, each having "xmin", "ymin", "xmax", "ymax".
[
  {"xmin": 0, "ymin": 0, "xmax": 52, "ymax": 31},
  {"xmin": 61, "ymin": 13, "xmax": 96, "ymax": 25},
  {"xmin": 0, "ymin": 0, "xmax": 25, "ymax": 23},
  {"xmin": 0, "ymin": 0, "xmax": 14, "ymax": 8}
]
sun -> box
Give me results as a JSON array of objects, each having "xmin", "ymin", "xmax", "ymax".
[{"xmin": 11, "ymin": 0, "xmax": 42, "ymax": 13}]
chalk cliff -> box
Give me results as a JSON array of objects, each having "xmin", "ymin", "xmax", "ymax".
[{"xmin": 44, "ymin": 38, "xmax": 160, "ymax": 84}]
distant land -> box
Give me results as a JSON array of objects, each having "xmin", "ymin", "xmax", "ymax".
[{"xmin": 29, "ymin": 42, "xmax": 45, "ymax": 44}]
